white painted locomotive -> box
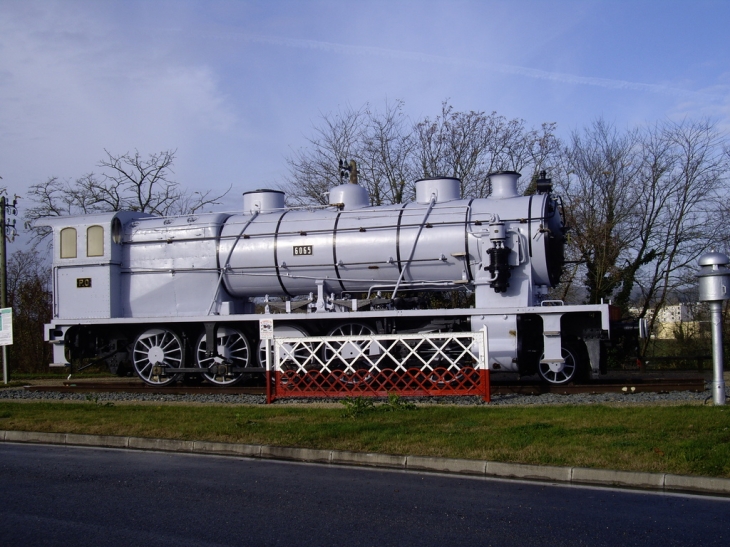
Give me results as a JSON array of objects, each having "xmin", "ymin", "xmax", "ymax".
[{"xmin": 42, "ymin": 171, "xmax": 632, "ymax": 386}]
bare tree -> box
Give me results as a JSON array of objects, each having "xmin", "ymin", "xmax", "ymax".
[
  {"xmin": 25, "ymin": 149, "xmax": 229, "ymax": 244},
  {"xmin": 556, "ymin": 118, "xmax": 643, "ymax": 305},
  {"xmin": 414, "ymin": 103, "xmax": 559, "ymax": 198},
  {"xmin": 7, "ymin": 249, "xmax": 52, "ymax": 373},
  {"xmin": 359, "ymin": 100, "xmax": 416, "ymax": 205},
  {"xmin": 283, "ymin": 107, "xmax": 366, "ymax": 206},
  {"xmin": 718, "ymin": 139, "xmax": 730, "ymax": 251},
  {"xmin": 284, "ymin": 100, "xmax": 560, "ymax": 205},
  {"xmin": 630, "ymin": 119, "xmax": 729, "ymax": 341},
  {"xmin": 554, "ymin": 117, "xmax": 729, "ymax": 347}
]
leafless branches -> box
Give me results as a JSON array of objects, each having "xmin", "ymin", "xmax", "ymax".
[
  {"xmin": 283, "ymin": 100, "xmax": 559, "ymax": 205},
  {"xmin": 24, "ymin": 149, "xmax": 230, "ymax": 245},
  {"xmin": 7, "ymin": 249, "xmax": 52, "ymax": 371},
  {"xmin": 414, "ymin": 103, "xmax": 559, "ymax": 198},
  {"xmin": 555, "ymin": 118, "xmax": 729, "ymax": 330}
]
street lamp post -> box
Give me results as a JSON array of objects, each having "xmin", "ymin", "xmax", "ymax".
[{"xmin": 697, "ymin": 251, "xmax": 730, "ymax": 406}]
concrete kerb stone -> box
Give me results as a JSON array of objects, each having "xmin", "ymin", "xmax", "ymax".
[
  {"xmin": 331, "ymin": 449, "xmax": 407, "ymax": 469},
  {"xmin": 572, "ymin": 467, "xmax": 665, "ymax": 490},
  {"xmin": 66, "ymin": 433, "xmax": 129, "ymax": 449},
  {"xmin": 5, "ymin": 430, "xmax": 67, "ymax": 445},
  {"xmin": 128, "ymin": 437, "xmax": 195, "ymax": 453},
  {"xmin": 664, "ymin": 473, "xmax": 730, "ymax": 496},
  {"xmin": 260, "ymin": 445, "xmax": 331, "ymax": 464},
  {"xmin": 407, "ymin": 455, "xmax": 486, "ymax": 476},
  {"xmin": 487, "ymin": 461, "xmax": 573, "ymax": 483},
  {"xmin": 193, "ymin": 441, "xmax": 261, "ymax": 458}
]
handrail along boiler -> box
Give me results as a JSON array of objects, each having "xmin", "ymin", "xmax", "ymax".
[{"xmin": 41, "ymin": 169, "xmax": 636, "ymax": 387}]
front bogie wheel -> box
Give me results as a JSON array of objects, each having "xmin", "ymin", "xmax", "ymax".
[{"xmin": 537, "ymin": 340, "xmax": 587, "ymax": 385}]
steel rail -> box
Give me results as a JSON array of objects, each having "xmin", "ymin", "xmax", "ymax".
[{"xmin": 24, "ymin": 377, "xmax": 706, "ymax": 397}]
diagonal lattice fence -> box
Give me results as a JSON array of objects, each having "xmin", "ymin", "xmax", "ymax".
[{"xmin": 266, "ymin": 330, "xmax": 489, "ymax": 402}]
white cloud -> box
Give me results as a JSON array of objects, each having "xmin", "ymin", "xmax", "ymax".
[
  {"xmin": 671, "ymin": 82, "xmax": 730, "ymax": 134},
  {"xmin": 227, "ymin": 32, "xmax": 720, "ymax": 101},
  {"xmin": 0, "ymin": 3, "xmax": 235, "ymax": 195}
]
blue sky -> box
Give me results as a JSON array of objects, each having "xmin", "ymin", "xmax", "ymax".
[{"xmin": 1, "ymin": 0, "xmax": 728, "ymax": 246}]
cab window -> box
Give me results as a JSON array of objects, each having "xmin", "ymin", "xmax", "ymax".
[
  {"xmin": 87, "ymin": 225, "xmax": 104, "ymax": 257},
  {"xmin": 60, "ymin": 228, "xmax": 77, "ymax": 259}
]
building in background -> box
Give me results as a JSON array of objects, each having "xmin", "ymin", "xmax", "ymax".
[{"xmin": 635, "ymin": 303, "xmax": 700, "ymax": 340}]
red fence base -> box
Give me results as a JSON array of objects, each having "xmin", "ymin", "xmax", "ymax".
[
  {"xmin": 481, "ymin": 368, "xmax": 490, "ymax": 403},
  {"xmin": 266, "ymin": 369, "xmax": 273, "ymax": 404},
  {"xmin": 269, "ymin": 367, "xmax": 490, "ymax": 403}
]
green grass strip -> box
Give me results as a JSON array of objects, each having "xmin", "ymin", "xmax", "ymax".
[{"xmin": 1, "ymin": 400, "xmax": 729, "ymax": 478}]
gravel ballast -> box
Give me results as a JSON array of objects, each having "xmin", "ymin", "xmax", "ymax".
[{"xmin": 1, "ymin": 380, "xmax": 728, "ymax": 406}]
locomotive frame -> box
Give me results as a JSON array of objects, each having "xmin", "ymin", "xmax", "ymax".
[{"xmin": 41, "ymin": 171, "xmax": 637, "ymax": 387}]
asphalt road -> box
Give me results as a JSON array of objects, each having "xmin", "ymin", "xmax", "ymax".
[{"xmin": 0, "ymin": 443, "xmax": 728, "ymax": 546}]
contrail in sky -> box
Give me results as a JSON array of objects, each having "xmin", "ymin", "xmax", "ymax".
[{"xmin": 231, "ymin": 33, "xmax": 718, "ymax": 100}]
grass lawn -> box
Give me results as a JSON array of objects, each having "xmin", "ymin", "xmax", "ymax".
[{"xmin": 1, "ymin": 399, "xmax": 729, "ymax": 478}]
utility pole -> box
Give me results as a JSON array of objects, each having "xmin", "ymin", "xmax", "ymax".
[
  {"xmin": 0, "ymin": 194, "xmax": 7, "ymax": 306},
  {"xmin": 0, "ymin": 194, "xmax": 6, "ymax": 384},
  {"xmin": 0, "ymin": 190, "xmax": 17, "ymax": 384}
]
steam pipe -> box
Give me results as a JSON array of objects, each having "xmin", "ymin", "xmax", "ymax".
[
  {"xmin": 207, "ymin": 210, "xmax": 260, "ymax": 315},
  {"xmin": 391, "ymin": 195, "xmax": 437, "ymax": 299}
]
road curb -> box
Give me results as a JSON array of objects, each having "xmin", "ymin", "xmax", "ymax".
[
  {"xmin": 572, "ymin": 467, "xmax": 665, "ymax": 490},
  {"xmin": 487, "ymin": 461, "xmax": 572, "ymax": 483},
  {"xmin": 2, "ymin": 430, "xmax": 729, "ymax": 497},
  {"xmin": 407, "ymin": 455, "xmax": 486, "ymax": 476}
]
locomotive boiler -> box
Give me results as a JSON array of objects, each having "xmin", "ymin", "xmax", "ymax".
[{"xmin": 42, "ymin": 170, "xmax": 631, "ymax": 387}]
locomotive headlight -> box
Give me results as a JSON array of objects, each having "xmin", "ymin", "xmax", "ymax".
[{"xmin": 490, "ymin": 222, "xmax": 506, "ymax": 241}]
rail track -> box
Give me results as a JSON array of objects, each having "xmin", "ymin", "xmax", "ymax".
[
  {"xmin": 24, "ymin": 376, "xmax": 707, "ymax": 397},
  {"xmin": 489, "ymin": 377, "xmax": 706, "ymax": 396}
]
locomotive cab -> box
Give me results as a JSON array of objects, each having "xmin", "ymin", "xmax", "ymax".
[
  {"xmin": 42, "ymin": 211, "xmax": 151, "ymax": 320},
  {"xmin": 41, "ymin": 211, "xmax": 151, "ymax": 366}
]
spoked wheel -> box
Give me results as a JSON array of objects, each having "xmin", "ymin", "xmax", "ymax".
[
  {"xmin": 257, "ymin": 325, "xmax": 312, "ymax": 372},
  {"xmin": 537, "ymin": 341, "xmax": 585, "ymax": 385},
  {"xmin": 195, "ymin": 327, "xmax": 252, "ymax": 386},
  {"xmin": 132, "ymin": 328, "xmax": 184, "ymax": 386},
  {"xmin": 323, "ymin": 322, "xmax": 376, "ymax": 384}
]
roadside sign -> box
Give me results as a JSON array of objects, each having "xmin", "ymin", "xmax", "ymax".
[
  {"xmin": 259, "ymin": 318, "xmax": 274, "ymax": 340},
  {"xmin": 0, "ymin": 308, "xmax": 12, "ymax": 346}
]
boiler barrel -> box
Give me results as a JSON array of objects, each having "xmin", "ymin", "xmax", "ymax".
[{"xmin": 219, "ymin": 201, "xmax": 476, "ymax": 298}]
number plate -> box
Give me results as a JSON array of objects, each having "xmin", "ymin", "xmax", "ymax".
[
  {"xmin": 293, "ymin": 245, "xmax": 313, "ymax": 256},
  {"xmin": 76, "ymin": 278, "xmax": 92, "ymax": 288}
]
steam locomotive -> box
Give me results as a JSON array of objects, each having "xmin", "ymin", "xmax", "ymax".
[{"xmin": 42, "ymin": 170, "xmax": 634, "ymax": 386}]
